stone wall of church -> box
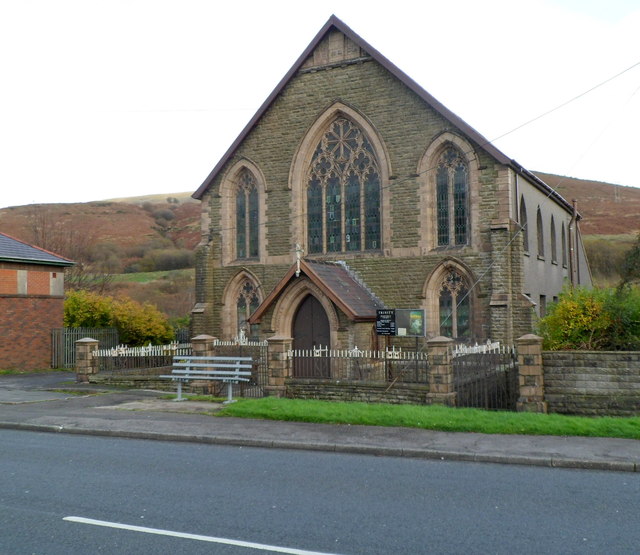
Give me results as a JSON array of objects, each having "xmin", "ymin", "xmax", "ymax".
[{"xmin": 194, "ymin": 56, "xmax": 522, "ymax": 342}]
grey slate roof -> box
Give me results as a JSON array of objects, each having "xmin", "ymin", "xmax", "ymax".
[
  {"xmin": 0, "ymin": 232, "xmax": 74, "ymax": 266},
  {"xmin": 249, "ymin": 258, "xmax": 383, "ymax": 324}
]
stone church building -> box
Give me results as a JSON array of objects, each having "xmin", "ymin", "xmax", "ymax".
[{"xmin": 191, "ymin": 15, "xmax": 591, "ymax": 351}]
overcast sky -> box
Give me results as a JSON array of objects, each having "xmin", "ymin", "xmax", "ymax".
[{"xmin": 1, "ymin": 0, "xmax": 638, "ymax": 209}]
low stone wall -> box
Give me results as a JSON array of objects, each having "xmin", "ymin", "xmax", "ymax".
[
  {"xmin": 286, "ymin": 379, "xmax": 431, "ymax": 405},
  {"xmin": 543, "ymin": 351, "xmax": 640, "ymax": 416}
]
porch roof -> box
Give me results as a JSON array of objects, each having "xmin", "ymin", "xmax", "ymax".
[{"xmin": 248, "ymin": 259, "xmax": 384, "ymax": 324}]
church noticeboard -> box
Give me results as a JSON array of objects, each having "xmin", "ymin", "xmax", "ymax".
[
  {"xmin": 376, "ymin": 309, "xmax": 425, "ymax": 337},
  {"xmin": 375, "ymin": 309, "xmax": 396, "ymax": 336}
]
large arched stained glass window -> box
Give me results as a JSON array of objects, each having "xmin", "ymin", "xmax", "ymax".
[
  {"xmin": 236, "ymin": 169, "xmax": 259, "ymax": 259},
  {"xmin": 439, "ymin": 269, "xmax": 470, "ymax": 339},
  {"xmin": 436, "ymin": 147, "xmax": 469, "ymax": 247},
  {"xmin": 307, "ymin": 118, "xmax": 381, "ymax": 254}
]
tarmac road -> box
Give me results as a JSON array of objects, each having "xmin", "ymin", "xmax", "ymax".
[{"xmin": 0, "ymin": 371, "xmax": 638, "ymax": 472}]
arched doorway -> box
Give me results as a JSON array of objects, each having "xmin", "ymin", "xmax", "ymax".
[{"xmin": 292, "ymin": 295, "xmax": 330, "ymax": 377}]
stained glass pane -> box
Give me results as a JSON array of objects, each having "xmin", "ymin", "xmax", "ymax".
[
  {"xmin": 454, "ymin": 163, "xmax": 468, "ymax": 245},
  {"xmin": 345, "ymin": 172, "xmax": 360, "ymax": 251},
  {"xmin": 306, "ymin": 117, "xmax": 380, "ymax": 253},
  {"xmin": 307, "ymin": 178, "xmax": 323, "ymax": 254},
  {"xmin": 236, "ymin": 191, "xmax": 246, "ymax": 259},
  {"xmin": 436, "ymin": 166, "xmax": 449, "ymax": 246},
  {"xmin": 364, "ymin": 170, "xmax": 380, "ymax": 250},
  {"xmin": 326, "ymin": 175, "xmax": 341, "ymax": 252},
  {"xmin": 456, "ymin": 291, "xmax": 470, "ymax": 339},
  {"xmin": 439, "ymin": 288, "xmax": 453, "ymax": 337},
  {"xmin": 236, "ymin": 295, "xmax": 247, "ymax": 331},
  {"xmin": 248, "ymin": 186, "xmax": 259, "ymax": 257}
]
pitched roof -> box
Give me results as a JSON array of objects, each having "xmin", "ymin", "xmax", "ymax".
[
  {"xmin": 248, "ymin": 259, "xmax": 384, "ymax": 324},
  {"xmin": 192, "ymin": 15, "xmax": 575, "ymax": 214},
  {"xmin": 0, "ymin": 232, "xmax": 74, "ymax": 267}
]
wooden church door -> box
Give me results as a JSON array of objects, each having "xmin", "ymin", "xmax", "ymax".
[{"xmin": 292, "ymin": 295, "xmax": 330, "ymax": 377}]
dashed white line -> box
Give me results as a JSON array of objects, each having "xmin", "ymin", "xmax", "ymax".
[{"xmin": 64, "ymin": 516, "xmax": 340, "ymax": 555}]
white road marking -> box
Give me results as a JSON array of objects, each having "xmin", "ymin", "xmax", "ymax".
[{"xmin": 64, "ymin": 516, "xmax": 340, "ymax": 555}]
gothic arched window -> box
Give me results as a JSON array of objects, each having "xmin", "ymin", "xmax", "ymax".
[
  {"xmin": 536, "ymin": 207, "xmax": 544, "ymax": 258},
  {"xmin": 519, "ymin": 197, "xmax": 529, "ymax": 252},
  {"xmin": 236, "ymin": 169, "xmax": 259, "ymax": 259},
  {"xmin": 306, "ymin": 118, "xmax": 381, "ymax": 254},
  {"xmin": 436, "ymin": 147, "xmax": 469, "ymax": 247},
  {"xmin": 561, "ymin": 223, "xmax": 568, "ymax": 267},
  {"xmin": 236, "ymin": 280, "xmax": 261, "ymax": 339},
  {"xmin": 439, "ymin": 270, "xmax": 471, "ymax": 339},
  {"xmin": 550, "ymin": 216, "xmax": 557, "ymax": 263}
]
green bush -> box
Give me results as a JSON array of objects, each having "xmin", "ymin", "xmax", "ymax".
[
  {"xmin": 64, "ymin": 290, "xmax": 173, "ymax": 346},
  {"xmin": 538, "ymin": 286, "xmax": 640, "ymax": 350}
]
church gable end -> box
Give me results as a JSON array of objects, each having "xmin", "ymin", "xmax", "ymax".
[
  {"xmin": 300, "ymin": 29, "xmax": 367, "ymax": 70},
  {"xmin": 192, "ymin": 15, "xmax": 591, "ymax": 349}
]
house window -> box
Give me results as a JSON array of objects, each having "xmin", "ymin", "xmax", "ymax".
[
  {"xmin": 236, "ymin": 280, "xmax": 260, "ymax": 339},
  {"xmin": 236, "ymin": 169, "xmax": 259, "ymax": 259},
  {"xmin": 519, "ymin": 197, "xmax": 529, "ymax": 252},
  {"xmin": 439, "ymin": 270, "xmax": 470, "ymax": 339},
  {"xmin": 306, "ymin": 118, "xmax": 381, "ymax": 254},
  {"xmin": 536, "ymin": 207, "xmax": 544, "ymax": 258},
  {"xmin": 436, "ymin": 147, "xmax": 468, "ymax": 247},
  {"xmin": 550, "ymin": 216, "xmax": 557, "ymax": 263}
]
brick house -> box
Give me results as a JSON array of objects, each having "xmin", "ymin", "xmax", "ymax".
[
  {"xmin": 0, "ymin": 232, "xmax": 74, "ymax": 369},
  {"xmin": 191, "ymin": 15, "xmax": 591, "ymax": 351}
]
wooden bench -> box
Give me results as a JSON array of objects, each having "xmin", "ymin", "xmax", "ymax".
[{"xmin": 160, "ymin": 356, "xmax": 253, "ymax": 403}]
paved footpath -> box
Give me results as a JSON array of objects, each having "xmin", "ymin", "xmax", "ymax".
[{"xmin": 1, "ymin": 372, "xmax": 639, "ymax": 473}]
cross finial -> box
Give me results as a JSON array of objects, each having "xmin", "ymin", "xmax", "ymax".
[{"xmin": 295, "ymin": 243, "xmax": 304, "ymax": 277}]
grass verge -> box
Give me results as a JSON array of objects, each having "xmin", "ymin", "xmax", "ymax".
[{"xmin": 217, "ymin": 397, "xmax": 640, "ymax": 440}]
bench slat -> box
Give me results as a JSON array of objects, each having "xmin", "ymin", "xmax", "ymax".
[
  {"xmin": 173, "ymin": 356, "xmax": 252, "ymax": 362},
  {"xmin": 172, "ymin": 363, "xmax": 253, "ymax": 370}
]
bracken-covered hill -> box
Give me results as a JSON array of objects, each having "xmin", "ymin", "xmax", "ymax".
[
  {"xmin": 533, "ymin": 172, "xmax": 640, "ymax": 236},
  {"xmin": 0, "ymin": 174, "xmax": 638, "ymax": 264}
]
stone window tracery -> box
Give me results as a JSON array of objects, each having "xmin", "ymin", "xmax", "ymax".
[
  {"xmin": 439, "ymin": 269, "xmax": 470, "ymax": 339},
  {"xmin": 236, "ymin": 279, "xmax": 260, "ymax": 339},
  {"xmin": 306, "ymin": 118, "xmax": 381, "ymax": 254}
]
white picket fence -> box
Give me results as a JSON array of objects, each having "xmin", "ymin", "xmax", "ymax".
[
  {"xmin": 452, "ymin": 340, "xmax": 506, "ymax": 358},
  {"xmin": 287, "ymin": 345, "xmax": 428, "ymax": 360},
  {"xmin": 94, "ymin": 342, "xmax": 192, "ymax": 357}
]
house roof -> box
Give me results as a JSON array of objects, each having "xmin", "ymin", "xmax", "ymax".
[
  {"xmin": 248, "ymin": 259, "xmax": 384, "ymax": 324},
  {"xmin": 0, "ymin": 232, "xmax": 74, "ymax": 267},
  {"xmin": 192, "ymin": 15, "xmax": 576, "ymax": 215}
]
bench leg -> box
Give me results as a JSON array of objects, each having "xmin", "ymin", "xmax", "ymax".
[
  {"xmin": 175, "ymin": 380, "xmax": 185, "ymax": 402},
  {"xmin": 223, "ymin": 381, "xmax": 236, "ymax": 405}
]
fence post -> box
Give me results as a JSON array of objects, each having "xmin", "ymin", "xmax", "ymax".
[
  {"xmin": 426, "ymin": 336, "xmax": 456, "ymax": 406},
  {"xmin": 75, "ymin": 338, "xmax": 99, "ymax": 383},
  {"xmin": 191, "ymin": 334, "xmax": 216, "ymax": 357},
  {"xmin": 266, "ymin": 335, "xmax": 293, "ymax": 398},
  {"xmin": 515, "ymin": 334, "xmax": 547, "ymax": 413}
]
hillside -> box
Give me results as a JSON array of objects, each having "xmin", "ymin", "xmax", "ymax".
[
  {"xmin": 0, "ymin": 173, "xmax": 636, "ymax": 315},
  {"xmin": 1, "ymin": 173, "xmax": 637, "ymax": 254},
  {"xmin": 533, "ymin": 172, "xmax": 640, "ymax": 236},
  {"xmin": 0, "ymin": 196, "xmax": 201, "ymax": 269}
]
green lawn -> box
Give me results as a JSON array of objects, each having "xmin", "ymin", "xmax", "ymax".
[
  {"xmin": 110, "ymin": 269, "xmax": 194, "ymax": 284},
  {"xmin": 215, "ymin": 397, "xmax": 640, "ymax": 440}
]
